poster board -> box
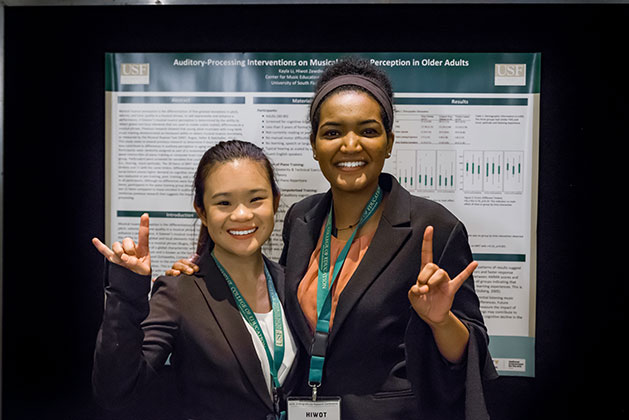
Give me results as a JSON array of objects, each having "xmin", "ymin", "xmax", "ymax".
[{"xmin": 105, "ymin": 52, "xmax": 540, "ymax": 376}]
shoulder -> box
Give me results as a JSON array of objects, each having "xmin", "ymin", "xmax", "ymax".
[
  {"xmin": 150, "ymin": 272, "xmax": 199, "ymax": 298},
  {"xmin": 286, "ymin": 192, "xmax": 327, "ymax": 218},
  {"xmin": 409, "ymin": 194, "xmax": 461, "ymax": 229},
  {"xmin": 382, "ymin": 172, "xmax": 462, "ymax": 230}
]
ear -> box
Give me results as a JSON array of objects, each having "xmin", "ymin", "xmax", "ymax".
[
  {"xmin": 310, "ymin": 133, "xmax": 318, "ymax": 160},
  {"xmin": 385, "ymin": 132, "xmax": 395, "ymax": 158},
  {"xmin": 194, "ymin": 203, "xmax": 207, "ymax": 226}
]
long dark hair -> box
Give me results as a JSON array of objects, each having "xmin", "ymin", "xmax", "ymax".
[{"xmin": 193, "ymin": 140, "xmax": 280, "ymax": 255}]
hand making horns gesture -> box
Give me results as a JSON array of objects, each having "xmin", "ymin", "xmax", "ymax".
[
  {"xmin": 92, "ymin": 213, "xmax": 152, "ymax": 276},
  {"xmin": 408, "ymin": 226, "xmax": 478, "ymax": 326}
]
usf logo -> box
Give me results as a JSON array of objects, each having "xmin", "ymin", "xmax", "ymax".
[
  {"xmin": 494, "ymin": 63, "xmax": 526, "ymax": 86},
  {"xmin": 120, "ymin": 63, "xmax": 150, "ymax": 85}
]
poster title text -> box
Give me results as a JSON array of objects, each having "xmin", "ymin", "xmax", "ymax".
[{"xmin": 172, "ymin": 57, "xmax": 470, "ymax": 68}]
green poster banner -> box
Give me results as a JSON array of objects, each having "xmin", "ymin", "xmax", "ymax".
[{"xmin": 106, "ymin": 52, "xmax": 540, "ymax": 94}]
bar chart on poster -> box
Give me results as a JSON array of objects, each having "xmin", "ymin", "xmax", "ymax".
[{"xmin": 396, "ymin": 149, "xmax": 458, "ymax": 192}]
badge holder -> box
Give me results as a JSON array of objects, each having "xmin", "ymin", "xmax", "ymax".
[
  {"xmin": 287, "ymin": 396, "xmax": 341, "ymax": 420},
  {"xmin": 287, "ymin": 331, "xmax": 342, "ymax": 419}
]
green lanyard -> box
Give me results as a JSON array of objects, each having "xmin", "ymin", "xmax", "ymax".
[
  {"xmin": 308, "ymin": 186, "xmax": 383, "ymax": 399},
  {"xmin": 211, "ymin": 252, "xmax": 286, "ymax": 418}
]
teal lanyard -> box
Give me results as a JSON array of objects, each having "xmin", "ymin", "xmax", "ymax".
[
  {"xmin": 211, "ymin": 252, "xmax": 286, "ymax": 418},
  {"xmin": 308, "ymin": 186, "xmax": 383, "ymax": 398}
]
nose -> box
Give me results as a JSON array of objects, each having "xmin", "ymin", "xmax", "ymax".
[
  {"xmin": 230, "ymin": 203, "xmax": 254, "ymax": 221},
  {"xmin": 340, "ymin": 131, "xmax": 363, "ymax": 153}
]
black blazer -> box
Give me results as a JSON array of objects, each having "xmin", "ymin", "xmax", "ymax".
[
  {"xmin": 92, "ymin": 250, "xmax": 298, "ymax": 420},
  {"xmin": 279, "ymin": 173, "xmax": 498, "ymax": 420}
]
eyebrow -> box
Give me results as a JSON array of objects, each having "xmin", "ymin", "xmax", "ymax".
[
  {"xmin": 210, "ymin": 188, "xmax": 269, "ymax": 199},
  {"xmin": 320, "ymin": 119, "xmax": 382, "ymax": 127}
]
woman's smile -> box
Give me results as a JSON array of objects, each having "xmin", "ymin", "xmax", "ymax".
[
  {"xmin": 227, "ymin": 227, "xmax": 258, "ymax": 238},
  {"xmin": 335, "ymin": 160, "xmax": 367, "ymax": 170}
]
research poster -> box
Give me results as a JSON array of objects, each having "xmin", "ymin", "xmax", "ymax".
[{"xmin": 105, "ymin": 52, "xmax": 540, "ymax": 376}]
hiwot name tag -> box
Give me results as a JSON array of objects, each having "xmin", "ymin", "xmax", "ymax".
[{"xmin": 287, "ymin": 397, "xmax": 341, "ymax": 420}]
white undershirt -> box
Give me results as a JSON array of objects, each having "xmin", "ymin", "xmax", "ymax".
[{"xmin": 241, "ymin": 302, "xmax": 297, "ymax": 396}]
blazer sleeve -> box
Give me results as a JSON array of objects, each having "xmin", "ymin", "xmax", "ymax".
[
  {"xmin": 92, "ymin": 262, "xmax": 179, "ymax": 410},
  {"xmin": 405, "ymin": 221, "xmax": 498, "ymax": 420}
]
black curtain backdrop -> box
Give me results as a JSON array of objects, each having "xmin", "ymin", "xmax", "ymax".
[{"xmin": 2, "ymin": 3, "xmax": 625, "ymax": 420}]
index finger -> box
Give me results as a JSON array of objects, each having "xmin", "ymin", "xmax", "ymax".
[
  {"xmin": 421, "ymin": 226, "xmax": 434, "ymax": 270},
  {"xmin": 136, "ymin": 213, "xmax": 150, "ymax": 255}
]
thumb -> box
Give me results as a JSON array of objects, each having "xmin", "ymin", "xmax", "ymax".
[{"xmin": 451, "ymin": 261, "xmax": 478, "ymax": 292}]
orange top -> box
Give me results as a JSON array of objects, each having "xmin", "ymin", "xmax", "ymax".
[{"xmin": 297, "ymin": 223, "xmax": 376, "ymax": 332}]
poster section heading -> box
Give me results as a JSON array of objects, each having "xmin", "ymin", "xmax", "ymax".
[{"xmin": 106, "ymin": 52, "xmax": 540, "ymax": 94}]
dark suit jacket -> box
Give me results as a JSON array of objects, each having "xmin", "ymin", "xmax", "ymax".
[
  {"xmin": 279, "ymin": 173, "xmax": 498, "ymax": 420},
  {"xmin": 92, "ymin": 250, "xmax": 298, "ymax": 420}
]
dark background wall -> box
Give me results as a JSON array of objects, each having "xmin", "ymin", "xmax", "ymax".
[{"xmin": 2, "ymin": 3, "xmax": 626, "ymax": 420}]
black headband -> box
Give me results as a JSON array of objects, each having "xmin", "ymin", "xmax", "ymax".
[{"xmin": 309, "ymin": 74, "xmax": 394, "ymax": 128}]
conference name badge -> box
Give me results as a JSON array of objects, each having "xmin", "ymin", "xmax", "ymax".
[{"xmin": 287, "ymin": 397, "xmax": 341, "ymax": 420}]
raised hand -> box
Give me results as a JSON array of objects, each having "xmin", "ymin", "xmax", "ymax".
[
  {"xmin": 92, "ymin": 213, "xmax": 152, "ymax": 276},
  {"xmin": 408, "ymin": 226, "xmax": 478, "ymax": 327}
]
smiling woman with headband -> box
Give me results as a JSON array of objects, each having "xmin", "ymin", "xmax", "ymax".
[
  {"xmin": 280, "ymin": 56, "xmax": 497, "ymax": 420},
  {"xmin": 169, "ymin": 57, "xmax": 497, "ymax": 420}
]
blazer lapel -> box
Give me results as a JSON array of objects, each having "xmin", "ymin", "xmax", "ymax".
[
  {"xmin": 284, "ymin": 192, "xmax": 332, "ymax": 353},
  {"xmin": 328, "ymin": 175, "xmax": 413, "ymax": 344},
  {"xmin": 193, "ymin": 251, "xmax": 273, "ymax": 411}
]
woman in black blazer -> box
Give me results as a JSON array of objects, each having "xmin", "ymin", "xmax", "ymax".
[
  {"xmin": 275, "ymin": 57, "xmax": 497, "ymax": 420},
  {"xmin": 92, "ymin": 141, "xmax": 298, "ymax": 420}
]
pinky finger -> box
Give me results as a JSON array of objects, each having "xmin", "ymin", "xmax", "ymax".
[{"xmin": 92, "ymin": 237, "xmax": 115, "ymax": 260}]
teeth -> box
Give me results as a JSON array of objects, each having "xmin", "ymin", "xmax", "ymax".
[
  {"xmin": 229, "ymin": 228, "xmax": 256, "ymax": 236},
  {"xmin": 337, "ymin": 161, "xmax": 366, "ymax": 168}
]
